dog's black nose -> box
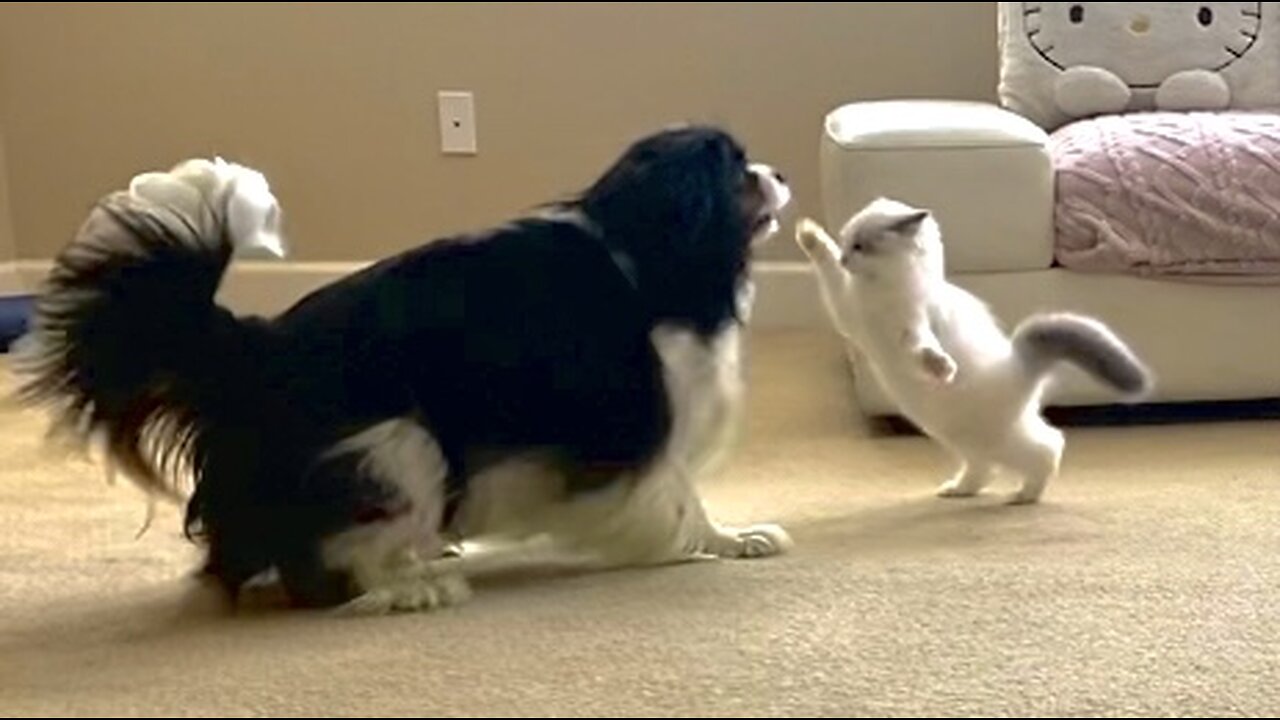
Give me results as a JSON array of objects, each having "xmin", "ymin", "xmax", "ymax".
[{"xmin": 773, "ymin": 170, "xmax": 786, "ymax": 184}]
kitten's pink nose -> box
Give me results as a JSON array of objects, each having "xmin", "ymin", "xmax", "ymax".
[{"xmin": 1129, "ymin": 14, "xmax": 1151, "ymax": 34}]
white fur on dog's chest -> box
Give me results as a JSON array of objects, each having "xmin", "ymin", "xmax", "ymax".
[
  {"xmin": 651, "ymin": 319, "xmax": 745, "ymax": 478},
  {"xmin": 449, "ymin": 312, "xmax": 786, "ymax": 573},
  {"xmin": 424, "ymin": 317, "xmax": 748, "ymax": 553}
]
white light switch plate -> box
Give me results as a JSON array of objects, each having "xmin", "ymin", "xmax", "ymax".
[{"xmin": 438, "ymin": 91, "xmax": 477, "ymax": 155}]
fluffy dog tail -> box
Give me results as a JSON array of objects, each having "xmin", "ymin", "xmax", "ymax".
[
  {"xmin": 1012, "ymin": 312, "xmax": 1153, "ymax": 400},
  {"xmin": 12, "ymin": 158, "xmax": 285, "ymax": 500}
]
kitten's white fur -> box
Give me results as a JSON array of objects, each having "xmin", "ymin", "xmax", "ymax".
[{"xmin": 797, "ymin": 198, "xmax": 1151, "ymax": 504}]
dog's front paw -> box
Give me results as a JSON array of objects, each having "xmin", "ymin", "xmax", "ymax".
[
  {"xmin": 714, "ymin": 523, "xmax": 793, "ymax": 559},
  {"xmin": 336, "ymin": 572, "xmax": 472, "ymax": 616}
]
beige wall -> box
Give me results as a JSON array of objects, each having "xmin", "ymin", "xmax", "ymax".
[
  {"xmin": 0, "ymin": 126, "xmax": 13, "ymax": 263},
  {"xmin": 0, "ymin": 2, "xmax": 996, "ymax": 262},
  {"xmin": 0, "ymin": 50, "xmax": 13, "ymax": 264}
]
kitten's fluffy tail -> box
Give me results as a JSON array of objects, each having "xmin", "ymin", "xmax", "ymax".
[{"xmin": 1012, "ymin": 313, "xmax": 1153, "ymax": 400}]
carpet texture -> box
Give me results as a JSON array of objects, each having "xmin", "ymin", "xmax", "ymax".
[{"xmin": 2, "ymin": 329, "xmax": 1278, "ymax": 717}]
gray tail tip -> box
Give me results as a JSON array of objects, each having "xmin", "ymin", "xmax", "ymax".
[{"xmin": 1115, "ymin": 360, "xmax": 1156, "ymax": 402}]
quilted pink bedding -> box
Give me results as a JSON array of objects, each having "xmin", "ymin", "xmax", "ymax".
[{"xmin": 1051, "ymin": 111, "xmax": 1280, "ymax": 282}]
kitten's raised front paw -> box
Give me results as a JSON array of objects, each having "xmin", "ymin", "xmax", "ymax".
[
  {"xmin": 920, "ymin": 347, "xmax": 957, "ymax": 384},
  {"xmin": 795, "ymin": 218, "xmax": 836, "ymax": 256}
]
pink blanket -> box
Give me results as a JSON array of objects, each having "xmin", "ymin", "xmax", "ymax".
[{"xmin": 1051, "ymin": 111, "xmax": 1280, "ymax": 282}]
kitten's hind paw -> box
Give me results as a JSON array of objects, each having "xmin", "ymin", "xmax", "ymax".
[
  {"xmin": 1006, "ymin": 489, "xmax": 1044, "ymax": 506},
  {"xmin": 937, "ymin": 478, "xmax": 980, "ymax": 498}
]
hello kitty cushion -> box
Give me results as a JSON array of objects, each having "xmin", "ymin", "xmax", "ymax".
[{"xmin": 998, "ymin": 2, "xmax": 1280, "ymax": 129}]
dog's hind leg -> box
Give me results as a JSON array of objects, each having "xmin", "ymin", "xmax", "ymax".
[{"xmin": 316, "ymin": 418, "xmax": 471, "ymax": 614}]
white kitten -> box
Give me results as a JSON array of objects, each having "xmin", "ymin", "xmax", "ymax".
[{"xmin": 796, "ymin": 198, "xmax": 1153, "ymax": 504}]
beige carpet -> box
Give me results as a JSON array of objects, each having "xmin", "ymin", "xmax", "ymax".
[{"xmin": 2, "ymin": 329, "xmax": 1279, "ymax": 717}]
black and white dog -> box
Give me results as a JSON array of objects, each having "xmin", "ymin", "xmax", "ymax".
[{"xmin": 15, "ymin": 126, "xmax": 792, "ymax": 612}]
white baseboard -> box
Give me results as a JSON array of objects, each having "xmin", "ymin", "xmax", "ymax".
[
  {"xmin": 11, "ymin": 259, "xmax": 824, "ymax": 328},
  {"xmin": 746, "ymin": 261, "xmax": 824, "ymax": 329},
  {"xmin": 0, "ymin": 261, "xmax": 22, "ymax": 296}
]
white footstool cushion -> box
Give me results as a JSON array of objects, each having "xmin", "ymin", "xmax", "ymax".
[{"xmin": 820, "ymin": 100, "xmax": 1054, "ymax": 273}]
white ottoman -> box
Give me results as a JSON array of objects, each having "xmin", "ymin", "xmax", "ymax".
[{"xmin": 819, "ymin": 100, "xmax": 1054, "ymax": 273}]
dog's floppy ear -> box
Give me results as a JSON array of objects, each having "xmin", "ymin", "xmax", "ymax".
[
  {"xmin": 645, "ymin": 133, "xmax": 748, "ymax": 259},
  {"xmin": 653, "ymin": 145, "xmax": 722, "ymax": 252},
  {"xmin": 575, "ymin": 126, "xmax": 753, "ymax": 333},
  {"xmin": 580, "ymin": 133, "xmax": 732, "ymax": 256}
]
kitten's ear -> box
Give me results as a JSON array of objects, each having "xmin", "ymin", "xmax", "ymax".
[{"xmin": 889, "ymin": 210, "xmax": 930, "ymax": 234}]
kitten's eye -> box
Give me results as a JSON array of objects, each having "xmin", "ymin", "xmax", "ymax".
[
  {"xmin": 851, "ymin": 243, "xmax": 864, "ymax": 253},
  {"xmin": 1069, "ymin": 4, "xmax": 1084, "ymax": 23},
  {"xmin": 1197, "ymin": 6, "xmax": 1213, "ymax": 26}
]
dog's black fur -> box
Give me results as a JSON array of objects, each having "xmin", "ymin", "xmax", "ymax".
[{"xmin": 16, "ymin": 126, "xmax": 778, "ymax": 607}]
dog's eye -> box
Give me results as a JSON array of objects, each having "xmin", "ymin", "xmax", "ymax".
[{"xmin": 851, "ymin": 243, "xmax": 864, "ymax": 253}]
